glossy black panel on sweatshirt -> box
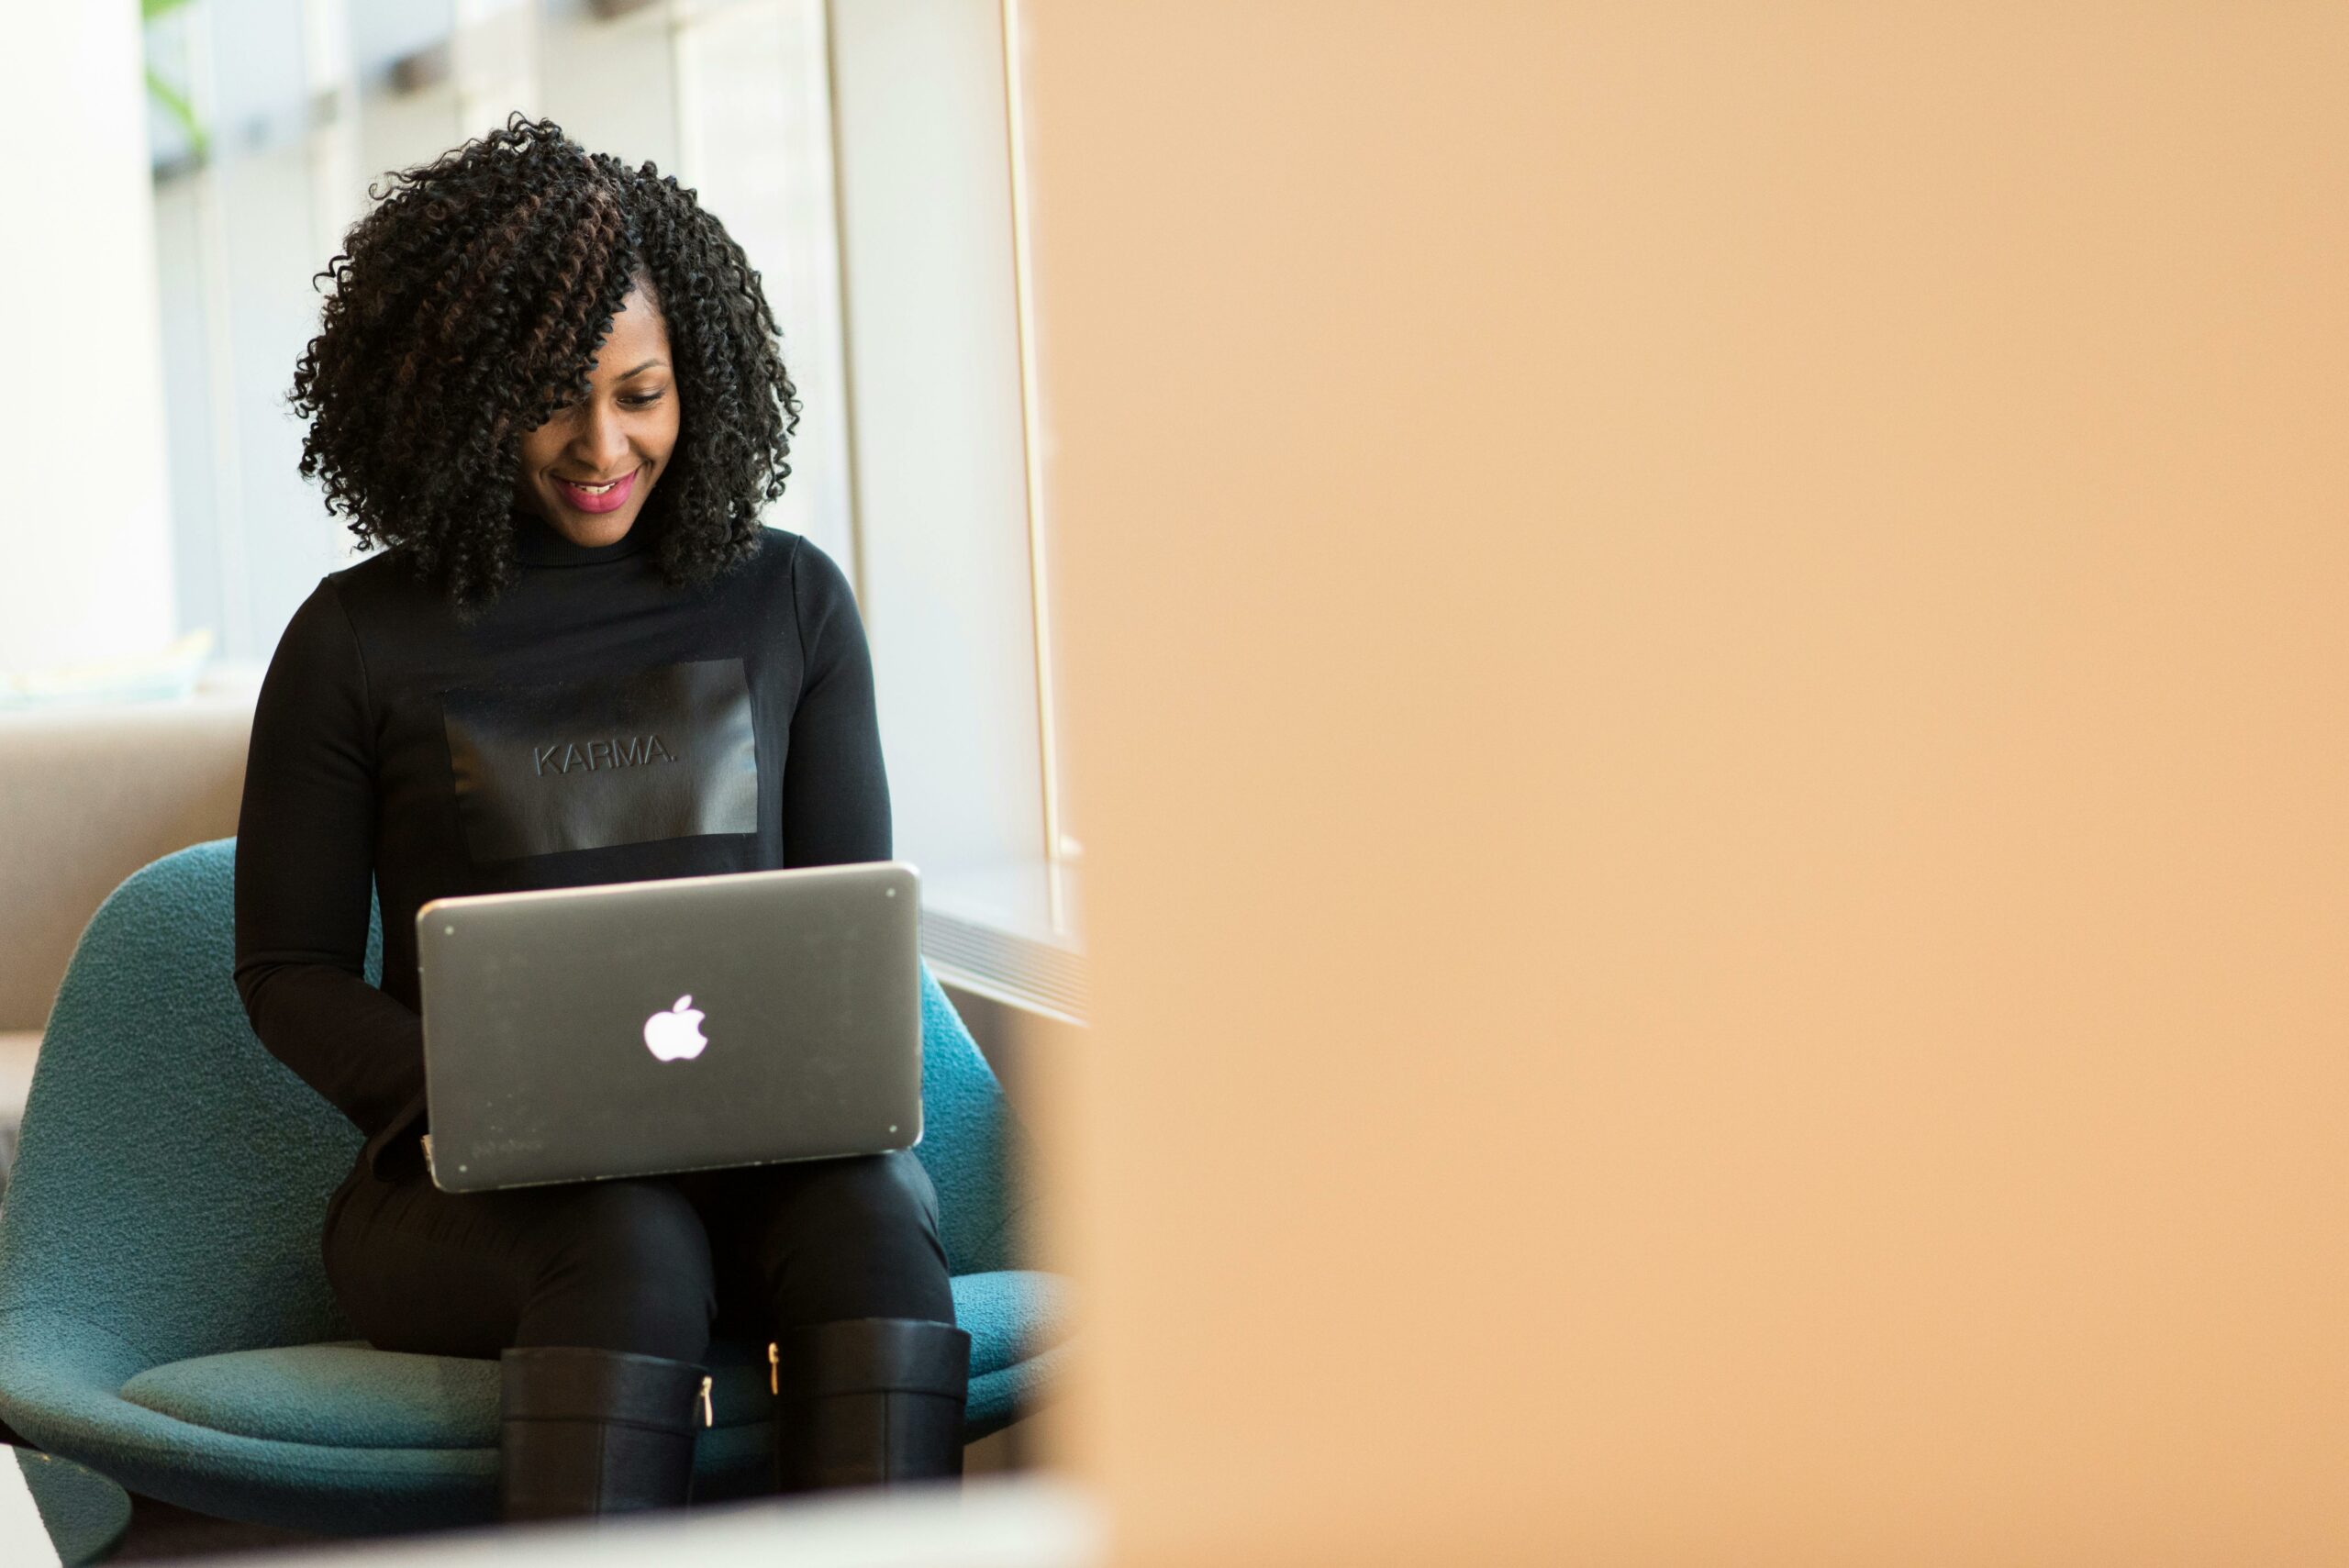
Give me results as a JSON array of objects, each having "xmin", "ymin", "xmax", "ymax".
[{"xmin": 440, "ymin": 659, "xmax": 761, "ymax": 862}]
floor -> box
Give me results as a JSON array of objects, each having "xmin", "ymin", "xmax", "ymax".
[{"xmin": 17, "ymin": 1419, "xmax": 1033, "ymax": 1560}]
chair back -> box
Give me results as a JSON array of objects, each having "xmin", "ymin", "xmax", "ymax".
[
  {"xmin": 914, "ymin": 962, "xmax": 1025, "ymax": 1275},
  {"xmin": 0, "ymin": 839, "xmax": 1025, "ymax": 1372},
  {"xmin": 0, "ymin": 839, "xmax": 365, "ymax": 1370}
]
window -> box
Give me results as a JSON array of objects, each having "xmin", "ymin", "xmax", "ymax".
[{"xmin": 827, "ymin": 0, "xmax": 1082, "ymax": 1017}]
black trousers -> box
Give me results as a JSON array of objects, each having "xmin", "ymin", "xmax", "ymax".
[{"xmin": 322, "ymin": 1137, "xmax": 955, "ymax": 1365}]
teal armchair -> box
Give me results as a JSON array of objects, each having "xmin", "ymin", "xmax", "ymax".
[{"xmin": 0, "ymin": 840, "xmax": 1070, "ymax": 1534}]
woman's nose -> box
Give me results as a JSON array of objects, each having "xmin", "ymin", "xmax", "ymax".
[{"xmin": 573, "ymin": 403, "xmax": 630, "ymax": 473}]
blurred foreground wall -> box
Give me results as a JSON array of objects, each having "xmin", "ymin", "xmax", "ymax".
[
  {"xmin": 5, "ymin": 6, "xmax": 177, "ymax": 672},
  {"xmin": 1027, "ymin": 6, "xmax": 2347, "ymax": 1564}
]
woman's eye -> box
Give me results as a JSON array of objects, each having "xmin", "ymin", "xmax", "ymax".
[{"xmin": 623, "ymin": 389, "xmax": 668, "ymax": 407}]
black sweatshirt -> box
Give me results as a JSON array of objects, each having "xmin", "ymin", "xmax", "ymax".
[{"xmin": 232, "ymin": 511, "xmax": 889, "ymax": 1176}]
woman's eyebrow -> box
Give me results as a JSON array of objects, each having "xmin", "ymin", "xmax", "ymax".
[{"xmin": 617, "ymin": 358, "xmax": 669, "ymax": 378}]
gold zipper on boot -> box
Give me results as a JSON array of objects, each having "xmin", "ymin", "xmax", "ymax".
[
  {"xmin": 768, "ymin": 1340, "xmax": 780, "ymax": 1396},
  {"xmin": 699, "ymin": 1375, "xmax": 714, "ymax": 1429}
]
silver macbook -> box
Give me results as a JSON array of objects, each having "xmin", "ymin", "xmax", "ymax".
[{"xmin": 416, "ymin": 862, "xmax": 922, "ymax": 1193}]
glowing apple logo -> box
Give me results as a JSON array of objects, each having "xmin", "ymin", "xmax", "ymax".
[{"xmin": 643, "ymin": 995, "xmax": 709, "ymax": 1062}]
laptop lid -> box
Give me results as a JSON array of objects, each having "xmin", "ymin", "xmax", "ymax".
[{"xmin": 417, "ymin": 862, "xmax": 922, "ymax": 1192}]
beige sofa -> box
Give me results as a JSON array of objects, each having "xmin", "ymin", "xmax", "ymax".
[{"xmin": 0, "ymin": 687, "xmax": 259, "ymax": 1124}]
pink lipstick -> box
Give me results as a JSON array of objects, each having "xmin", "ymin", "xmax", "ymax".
[{"xmin": 552, "ymin": 466, "xmax": 640, "ymax": 515}]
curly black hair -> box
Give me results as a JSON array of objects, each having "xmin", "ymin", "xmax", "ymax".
[{"xmin": 290, "ymin": 114, "xmax": 800, "ymax": 614}]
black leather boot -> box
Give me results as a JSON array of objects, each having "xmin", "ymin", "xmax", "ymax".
[
  {"xmin": 770, "ymin": 1318, "xmax": 972, "ymax": 1494},
  {"xmin": 499, "ymin": 1346, "xmax": 711, "ymax": 1521}
]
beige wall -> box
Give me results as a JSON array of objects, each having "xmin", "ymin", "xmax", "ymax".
[{"xmin": 1023, "ymin": 5, "xmax": 2346, "ymax": 1564}]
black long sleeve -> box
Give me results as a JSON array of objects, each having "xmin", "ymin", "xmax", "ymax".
[
  {"xmin": 783, "ymin": 533, "xmax": 890, "ymax": 867},
  {"xmin": 231, "ymin": 519, "xmax": 889, "ymax": 1175},
  {"xmin": 232, "ymin": 583, "xmax": 429, "ymax": 1141}
]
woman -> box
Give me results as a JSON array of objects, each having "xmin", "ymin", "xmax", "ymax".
[{"xmin": 231, "ymin": 116, "xmax": 969, "ymax": 1521}]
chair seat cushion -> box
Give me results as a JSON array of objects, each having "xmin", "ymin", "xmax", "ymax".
[{"xmin": 117, "ymin": 1270, "xmax": 1070, "ymax": 1450}]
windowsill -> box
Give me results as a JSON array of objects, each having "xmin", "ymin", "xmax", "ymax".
[{"xmin": 918, "ymin": 861, "xmax": 1086, "ymax": 1025}]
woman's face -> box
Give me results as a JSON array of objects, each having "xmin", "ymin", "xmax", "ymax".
[{"xmin": 513, "ymin": 278, "xmax": 681, "ymax": 548}]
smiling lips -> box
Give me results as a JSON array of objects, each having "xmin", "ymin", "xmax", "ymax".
[{"xmin": 553, "ymin": 466, "xmax": 640, "ymax": 515}]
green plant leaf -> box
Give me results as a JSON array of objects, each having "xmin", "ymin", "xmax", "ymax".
[{"xmin": 145, "ymin": 63, "xmax": 208, "ymax": 159}]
